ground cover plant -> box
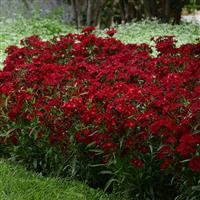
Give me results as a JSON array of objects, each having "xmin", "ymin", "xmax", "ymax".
[
  {"xmin": 114, "ymin": 20, "xmax": 200, "ymax": 45},
  {"xmin": 0, "ymin": 17, "xmax": 75, "ymax": 68},
  {"xmin": 0, "ymin": 159, "xmax": 122, "ymax": 200},
  {"xmin": 1, "ymin": 17, "xmax": 200, "ymax": 68},
  {"xmin": 0, "ymin": 26, "xmax": 200, "ymax": 200}
]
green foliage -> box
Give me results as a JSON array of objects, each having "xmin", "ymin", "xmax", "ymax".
[
  {"xmin": 114, "ymin": 20, "xmax": 200, "ymax": 45},
  {"xmin": 0, "ymin": 159, "xmax": 124, "ymax": 200},
  {"xmin": 173, "ymin": 170, "xmax": 200, "ymax": 200}
]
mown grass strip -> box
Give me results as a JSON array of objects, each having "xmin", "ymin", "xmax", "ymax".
[{"xmin": 0, "ymin": 160, "xmax": 124, "ymax": 200}]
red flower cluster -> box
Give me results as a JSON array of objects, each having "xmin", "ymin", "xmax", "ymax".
[
  {"xmin": 81, "ymin": 26, "xmax": 96, "ymax": 34},
  {"xmin": 105, "ymin": 28, "xmax": 117, "ymax": 37},
  {"xmin": 189, "ymin": 156, "xmax": 200, "ymax": 172},
  {"xmin": 0, "ymin": 29, "xmax": 200, "ymax": 174}
]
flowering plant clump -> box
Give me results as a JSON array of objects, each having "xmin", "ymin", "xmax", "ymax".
[
  {"xmin": 105, "ymin": 28, "xmax": 117, "ymax": 37},
  {"xmin": 0, "ymin": 27, "xmax": 199, "ymax": 199}
]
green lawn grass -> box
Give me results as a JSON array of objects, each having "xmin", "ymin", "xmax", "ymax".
[{"xmin": 0, "ymin": 159, "xmax": 124, "ymax": 200}]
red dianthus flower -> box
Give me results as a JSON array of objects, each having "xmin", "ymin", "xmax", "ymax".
[{"xmin": 189, "ymin": 156, "xmax": 200, "ymax": 172}]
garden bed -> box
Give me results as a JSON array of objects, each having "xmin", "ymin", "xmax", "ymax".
[{"xmin": 0, "ymin": 21, "xmax": 200, "ymax": 200}]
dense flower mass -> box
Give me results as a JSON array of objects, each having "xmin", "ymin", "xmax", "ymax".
[{"xmin": 0, "ymin": 29, "xmax": 200, "ymax": 192}]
